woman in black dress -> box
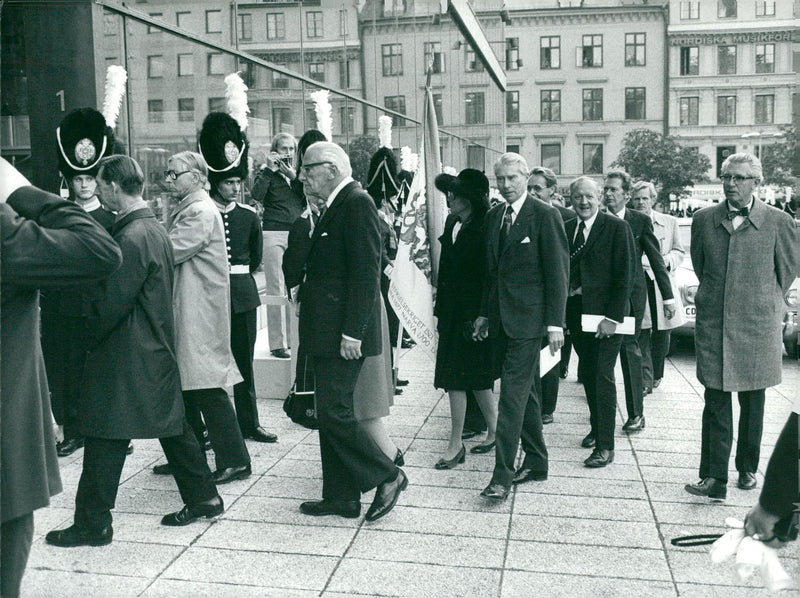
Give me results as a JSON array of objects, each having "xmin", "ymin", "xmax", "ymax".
[{"xmin": 433, "ymin": 169, "xmax": 498, "ymax": 469}]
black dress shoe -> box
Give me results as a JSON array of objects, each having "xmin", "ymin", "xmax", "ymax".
[
  {"xmin": 396, "ymin": 379, "xmax": 410, "ymax": 387},
  {"xmin": 271, "ymin": 348, "xmax": 291, "ymax": 359},
  {"xmin": 126, "ymin": 442, "xmax": 134, "ymax": 455},
  {"xmin": 300, "ymin": 499, "xmax": 361, "ymax": 518},
  {"xmin": 461, "ymin": 428, "xmax": 483, "ymax": 440},
  {"xmin": 244, "ymin": 427, "xmax": 278, "ymax": 443},
  {"xmin": 685, "ymin": 477, "xmax": 727, "ymax": 501},
  {"xmin": 45, "ymin": 524, "xmax": 112, "ymax": 547},
  {"xmin": 393, "ymin": 387, "xmax": 403, "ymax": 395},
  {"xmin": 153, "ymin": 463, "xmax": 172, "ymax": 475},
  {"xmin": 737, "ymin": 471, "xmax": 757, "ymax": 490},
  {"xmin": 541, "ymin": 413, "xmax": 554, "ymax": 425},
  {"xmin": 559, "ymin": 367, "xmax": 568, "ymax": 379},
  {"xmin": 469, "ymin": 441, "xmax": 495, "ymax": 454},
  {"xmin": 365, "ymin": 470, "xmax": 408, "ymax": 521},
  {"xmin": 584, "ymin": 448, "xmax": 614, "ymax": 468},
  {"xmin": 393, "ymin": 448, "xmax": 405, "ymax": 467},
  {"xmin": 435, "ymin": 445, "xmax": 466, "ymax": 469},
  {"xmin": 643, "ymin": 386, "xmax": 652, "ymax": 397},
  {"xmin": 653, "ymin": 378, "xmax": 662, "ymax": 388},
  {"xmin": 211, "ymin": 464, "xmax": 251, "ymax": 484},
  {"xmin": 161, "ymin": 495, "xmax": 224, "ymax": 526},
  {"xmin": 56, "ymin": 437, "xmax": 84, "ymax": 457},
  {"xmin": 580, "ymin": 432, "xmax": 596, "ymax": 448},
  {"xmin": 480, "ymin": 482, "xmax": 509, "ymax": 500},
  {"xmin": 622, "ymin": 415, "xmax": 646, "ymax": 433},
  {"xmin": 512, "ymin": 468, "xmax": 548, "ymax": 485}
]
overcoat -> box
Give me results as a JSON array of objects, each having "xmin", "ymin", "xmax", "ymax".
[
  {"xmin": 0, "ymin": 186, "xmax": 121, "ymax": 522},
  {"xmin": 642, "ymin": 210, "xmax": 686, "ymax": 331},
  {"xmin": 79, "ymin": 208, "xmax": 185, "ymax": 439},
  {"xmin": 166, "ymin": 189, "xmax": 243, "ymax": 390},
  {"xmin": 691, "ymin": 198, "xmax": 799, "ymax": 391}
]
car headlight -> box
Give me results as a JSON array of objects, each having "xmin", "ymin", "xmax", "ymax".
[
  {"xmin": 684, "ymin": 285, "xmax": 698, "ymax": 305},
  {"xmin": 786, "ymin": 288, "xmax": 798, "ymax": 309}
]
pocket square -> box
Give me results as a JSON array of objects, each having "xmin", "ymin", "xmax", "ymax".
[
  {"xmin": 321, "ymin": 232, "xmax": 329, "ymax": 237},
  {"xmin": 520, "ymin": 236, "xmax": 531, "ymax": 244}
]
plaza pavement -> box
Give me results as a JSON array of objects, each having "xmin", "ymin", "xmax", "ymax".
[{"xmin": 21, "ymin": 345, "xmax": 799, "ymax": 597}]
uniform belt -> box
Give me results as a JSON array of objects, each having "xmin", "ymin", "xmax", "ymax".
[{"xmin": 230, "ymin": 265, "xmax": 250, "ymax": 274}]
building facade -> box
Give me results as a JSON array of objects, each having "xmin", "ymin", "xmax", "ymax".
[
  {"xmin": 360, "ymin": 0, "xmax": 667, "ymax": 183},
  {"xmin": 667, "ymin": 0, "xmax": 798, "ymax": 178}
]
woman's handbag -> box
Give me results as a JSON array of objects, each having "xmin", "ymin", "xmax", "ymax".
[{"xmin": 282, "ymin": 352, "xmax": 317, "ymax": 429}]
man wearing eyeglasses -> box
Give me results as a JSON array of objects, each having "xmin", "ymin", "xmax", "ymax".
[{"xmin": 685, "ymin": 152, "xmax": 799, "ymax": 501}]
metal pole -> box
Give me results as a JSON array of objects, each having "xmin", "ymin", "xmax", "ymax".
[{"xmin": 121, "ymin": 12, "xmax": 133, "ymax": 159}]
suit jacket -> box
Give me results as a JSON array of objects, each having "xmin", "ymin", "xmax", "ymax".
[
  {"xmin": 299, "ymin": 180, "xmax": 382, "ymax": 357},
  {"xmin": 642, "ymin": 210, "xmax": 686, "ymax": 330},
  {"xmin": 553, "ymin": 203, "xmax": 576, "ymax": 226},
  {"xmin": 481, "ymin": 194, "xmax": 569, "ymax": 339},
  {"xmin": 565, "ymin": 211, "xmax": 636, "ymax": 324},
  {"xmin": 1, "ymin": 186, "xmax": 121, "ymax": 522},
  {"xmin": 618, "ymin": 208, "xmax": 673, "ymax": 321},
  {"xmin": 80, "ymin": 208, "xmax": 185, "ymax": 440},
  {"xmin": 691, "ymin": 199, "xmax": 799, "ymax": 391},
  {"xmin": 218, "ymin": 201, "xmax": 263, "ymax": 314}
]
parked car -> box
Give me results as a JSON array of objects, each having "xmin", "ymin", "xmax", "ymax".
[{"xmin": 672, "ymin": 217, "xmax": 800, "ymax": 358}]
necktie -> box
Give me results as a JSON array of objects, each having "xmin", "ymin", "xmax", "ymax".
[
  {"xmin": 569, "ymin": 221, "xmax": 586, "ymax": 292},
  {"xmin": 499, "ymin": 205, "xmax": 513, "ymax": 250}
]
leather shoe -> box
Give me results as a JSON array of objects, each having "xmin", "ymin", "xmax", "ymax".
[
  {"xmin": 469, "ymin": 441, "xmax": 495, "ymax": 454},
  {"xmin": 685, "ymin": 477, "xmax": 727, "ymax": 501},
  {"xmin": 580, "ymin": 432, "xmax": 596, "ymax": 448},
  {"xmin": 396, "ymin": 378, "xmax": 410, "ymax": 387},
  {"xmin": 393, "ymin": 387, "xmax": 403, "ymax": 395},
  {"xmin": 461, "ymin": 428, "xmax": 483, "ymax": 440},
  {"xmin": 559, "ymin": 367, "xmax": 568, "ymax": 379},
  {"xmin": 584, "ymin": 448, "xmax": 614, "ymax": 468},
  {"xmin": 541, "ymin": 413, "xmax": 554, "ymax": 425},
  {"xmin": 300, "ymin": 499, "xmax": 361, "ymax": 518},
  {"xmin": 512, "ymin": 468, "xmax": 548, "ymax": 485},
  {"xmin": 271, "ymin": 348, "xmax": 291, "ymax": 359},
  {"xmin": 738, "ymin": 471, "xmax": 757, "ymax": 490},
  {"xmin": 153, "ymin": 463, "xmax": 172, "ymax": 475},
  {"xmin": 244, "ymin": 427, "xmax": 278, "ymax": 443},
  {"xmin": 56, "ymin": 437, "xmax": 84, "ymax": 457},
  {"xmin": 211, "ymin": 464, "xmax": 251, "ymax": 484},
  {"xmin": 435, "ymin": 445, "xmax": 466, "ymax": 469},
  {"xmin": 622, "ymin": 415, "xmax": 646, "ymax": 433},
  {"xmin": 393, "ymin": 448, "xmax": 405, "ymax": 467},
  {"xmin": 45, "ymin": 524, "xmax": 112, "ymax": 547},
  {"xmin": 653, "ymin": 378, "xmax": 662, "ymax": 388},
  {"xmin": 480, "ymin": 483, "xmax": 509, "ymax": 500},
  {"xmin": 365, "ymin": 470, "xmax": 408, "ymax": 521},
  {"xmin": 161, "ymin": 495, "xmax": 224, "ymax": 526}
]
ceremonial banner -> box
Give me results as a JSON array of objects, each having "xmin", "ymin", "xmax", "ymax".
[{"xmin": 388, "ymin": 79, "xmax": 444, "ymax": 361}]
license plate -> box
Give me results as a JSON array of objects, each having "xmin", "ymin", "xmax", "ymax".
[{"xmin": 685, "ymin": 306, "xmax": 696, "ymax": 316}]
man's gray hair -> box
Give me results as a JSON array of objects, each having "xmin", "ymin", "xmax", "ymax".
[
  {"xmin": 170, "ymin": 151, "xmax": 208, "ymax": 185},
  {"xmin": 632, "ymin": 180, "xmax": 657, "ymax": 199},
  {"xmin": 721, "ymin": 152, "xmax": 763, "ymax": 184},
  {"xmin": 605, "ymin": 169, "xmax": 632, "ymax": 191},
  {"xmin": 494, "ymin": 152, "xmax": 529, "ymax": 177},
  {"xmin": 569, "ymin": 176, "xmax": 598, "ymax": 197},
  {"xmin": 306, "ymin": 141, "xmax": 353, "ymax": 178},
  {"xmin": 530, "ymin": 166, "xmax": 558, "ymax": 189}
]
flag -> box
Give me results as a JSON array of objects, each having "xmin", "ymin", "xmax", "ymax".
[{"xmin": 388, "ymin": 75, "xmax": 445, "ymax": 361}]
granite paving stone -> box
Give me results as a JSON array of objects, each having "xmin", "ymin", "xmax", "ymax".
[
  {"xmin": 142, "ymin": 579, "xmax": 320, "ymax": 598},
  {"xmin": 501, "ymin": 571, "xmax": 677, "ymax": 598},
  {"xmin": 21, "ymin": 569, "xmax": 151, "ymax": 598},
  {"xmin": 510, "ymin": 514, "xmax": 663, "ymax": 549},
  {"xmin": 195, "ymin": 520, "xmax": 358, "ymax": 556}
]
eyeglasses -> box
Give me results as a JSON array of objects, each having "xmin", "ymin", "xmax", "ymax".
[
  {"xmin": 299, "ymin": 161, "xmax": 332, "ymax": 175},
  {"xmin": 720, "ymin": 175, "xmax": 756, "ymax": 184},
  {"xmin": 164, "ymin": 169, "xmax": 194, "ymax": 181},
  {"xmin": 528, "ymin": 184, "xmax": 546, "ymax": 192}
]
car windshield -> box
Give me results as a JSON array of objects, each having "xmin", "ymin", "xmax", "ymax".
[{"xmin": 677, "ymin": 219, "xmax": 693, "ymax": 271}]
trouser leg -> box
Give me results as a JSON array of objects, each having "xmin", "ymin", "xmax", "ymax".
[
  {"xmin": 231, "ymin": 309, "xmax": 259, "ymax": 433},
  {"xmin": 74, "ymin": 437, "xmax": 129, "ymax": 532},
  {"xmin": 0, "ymin": 513, "xmax": 34, "ymax": 598},
  {"xmin": 263, "ymin": 231, "xmax": 288, "ymax": 351},
  {"xmin": 159, "ymin": 420, "xmax": 219, "ymax": 506},
  {"xmin": 651, "ymin": 329, "xmax": 670, "ymax": 380},
  {"xmin": 183, "ymin": 389, "xmax": 250, "ymax": 471},
  {"xmin": 734, "ymin": 389, "xmax": 766, "ymax": 475},
  {"xmin": 619, "ymin": 317, "xmax": 644, "ymax": 419},
  {"xmin": 639, "ymin": 327, "xmax": 654, "ymax": 392},
  {"xmin": 594, "ymin": 336, "xmax": 623, "ymax": 450},
  {"xmin": 699, "ymin": 387, "xmax": 733, "ymax": 483}
]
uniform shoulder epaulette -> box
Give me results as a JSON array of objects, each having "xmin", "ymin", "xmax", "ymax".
[{"xmin": 236, "ymin": 201, "xmax": 257, "ymax": 213}]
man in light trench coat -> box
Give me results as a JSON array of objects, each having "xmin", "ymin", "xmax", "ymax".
[{"xmin": 685, "ymin": 152, "xmax": 799, "ymax": 501}]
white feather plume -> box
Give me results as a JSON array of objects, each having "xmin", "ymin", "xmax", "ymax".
[
  {"xmin": 378, "ymin": 115, "xmax": 393, "ymax": 149},
  {"xmin": 309, "ymin": 89, "xmax": 332, "ymax": 141},
  {"xmin": 400, "ymin": 146, "xmax": 413, "ymax": 171},
  {"xmin": 442, "ymin": 165, "xmax": 457, "ymax": 175},
  {"xmin": 408, "ymin": 152, "xmax": 419, "ymax": 174},
  {"xmin": 101, "ymin": 65, "xmax": 127, "ymax": 131},
  {"xmin": 225, "ymin": 72, "xmax": 250, "ymax": 131}
]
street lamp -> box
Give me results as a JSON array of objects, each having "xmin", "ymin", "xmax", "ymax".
[{"xmin": 741, "ymin": 130, "xmax": 785, "ymax": 159}]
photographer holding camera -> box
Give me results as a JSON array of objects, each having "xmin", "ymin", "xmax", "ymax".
[{"xmin": 252, "ymin": 132, "xmax": 304, "ymax": 359}]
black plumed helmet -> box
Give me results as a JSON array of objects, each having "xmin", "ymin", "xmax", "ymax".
[
  {"xmin": 366, "ymin": 147, "xmax": 399, "ymax": 208},
  {"xmin": 56, "ymin": 108, "xmax": 114, "ymax": 179},
  {"xmin": 198, "ymin": 112, "xmax": 249, "ymax": 187}
]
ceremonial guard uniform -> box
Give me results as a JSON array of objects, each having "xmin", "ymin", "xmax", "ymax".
[{"xmin": 40, "ymin": 107, "xmax": 116, "ymax": 457}]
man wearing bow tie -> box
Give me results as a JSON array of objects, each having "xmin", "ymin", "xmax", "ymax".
[
  {"xmin": 473, "ymin": 153, "xmax": 569, "ymax": 499},
  {"xmin": 685, "ymin": 153, "xmax": 799, "ymax": 501}
]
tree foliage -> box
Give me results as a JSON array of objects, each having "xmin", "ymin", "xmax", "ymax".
[
  {"xmin": 760, "ymin": 125, "xmax": 797, "ymax": 189},
  {"xmin": 611, "ymin": 128, "xmax": 712, "ymax": 206},
  {"xmin": 346, "ymin": 134, "xmax": 379, "ymax": 186}
]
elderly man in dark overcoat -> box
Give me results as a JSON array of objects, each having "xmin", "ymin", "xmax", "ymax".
[
  {"xmin": 685, "ymin": 152, "xmax": 799, "ymax": 501},
  {"xmin": 0, "ymin": 158, "xmax": 122, "ymax": 597},
  {"xmin": 45, "ymin": 156, "xmax": 223, "ymax": 548}
]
